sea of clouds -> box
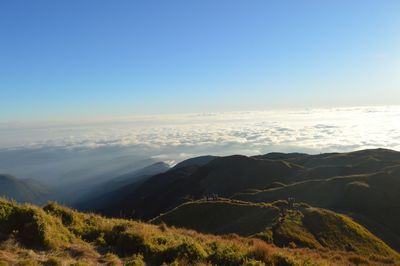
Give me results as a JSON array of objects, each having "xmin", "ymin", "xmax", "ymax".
[{"xmin": 1, "ymin": 106, "xmax": 400, "ymax": 158}]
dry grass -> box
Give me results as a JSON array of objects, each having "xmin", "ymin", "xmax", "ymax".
[{"xmin": 0, "ymin": 198, "xmax": 398, "ymax": 265}]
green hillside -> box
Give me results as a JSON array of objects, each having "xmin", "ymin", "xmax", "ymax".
[
  {"xmin": 234, "ymin": 168, "xmax": 400, "ymax": 251},
  {"xmin": 3, "ymin": 198, "xmax": 396, "ymax": 265},
  {"xmin": 152, "ymin": 200, "xmax": 398, "ymax": 258},
  {"xmin": 151, "ymin": 199, "xmax": 280, "ymax": 236}
]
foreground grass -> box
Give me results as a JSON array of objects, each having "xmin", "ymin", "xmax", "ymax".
[{"xmin": 0, "ymin": 198, "xmax": 398, "ymax": 265}]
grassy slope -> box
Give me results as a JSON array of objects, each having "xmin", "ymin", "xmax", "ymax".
[
  {"xmin": 151, "ymin": 199, "xmax": 280, "ymax": 236},
  {"xmin": 274, "ymin": 207, "xmax": 397, "ymax": 256},
  {"xmin": 152, "ymin": 200, "xmax": 398, "ymax": 259},
  {"xmin": 1, "ymin": 199, "xmax": 398, "ymax": 265},
  {"xmin": 234, "ymin": 168, "xmax": 400, "ymax": 251}
]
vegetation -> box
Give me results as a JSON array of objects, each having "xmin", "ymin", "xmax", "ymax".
[
  {"xmin": 2, "ymin": 149, "xmax": 400, "ymax": 265},
  {"xmin": 234, "ymin": 167, "xmax": 400, "ymax": 251},
  {"xmin": 80, "ymin": 149, "xmax": 400, "ymax": 255},
  {"xmin": 151, "ymin": 199, "xmax": 280, "ymax": 236},
  {"xmin": 153, "ymin": 199, "xmax": 398, "ymax": 257},
  {"xmin": 0, "ymin": 198, "xmax": 398, "ymax": 265}
]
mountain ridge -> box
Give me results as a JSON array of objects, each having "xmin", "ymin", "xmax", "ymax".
[
  {"xmin": 78, "ymin": 148, "xmax": 400, "ymax": 253},
  {"xmin": 0, "ymin": 174, "xmax": 49, "ymax": 204}
]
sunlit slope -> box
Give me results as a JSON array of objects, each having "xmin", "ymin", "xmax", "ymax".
[
  {"xmin": 3, "ymin": 198, "xmax": 395, "ymax": 265},
  {"xmin": 234, "ymin": 167, "xmax": 400, "ymax": 251},
  {"xmin": 152, "ymin": 199, "xmax": 398, "ymax": 258}
]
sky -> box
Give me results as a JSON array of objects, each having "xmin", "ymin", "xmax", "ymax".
[{"xmin": 1, "ymin": 1, "xmax": 400, "ymax": 121}]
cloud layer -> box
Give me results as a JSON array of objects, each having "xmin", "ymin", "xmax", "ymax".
[{"xmin": 1, "ymin": 106, "xmax": 400, "ymax": 157}]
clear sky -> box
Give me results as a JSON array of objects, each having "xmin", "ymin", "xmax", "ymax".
[{"xmin": 1, "ymin": 0, "xmax": 399, "ymax": 121}]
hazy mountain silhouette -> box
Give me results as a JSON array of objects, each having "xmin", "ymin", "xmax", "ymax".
[
  {"xmin": 172, "ymin": 155, "xmax": 219, "ymax": 169},
  {"xmin": 0, "ymin": 174, "xmax": 49, "ymax": 204},
  {"xmin": 75, "ymin": 161, "xmax": 170, "ymax": 210}
]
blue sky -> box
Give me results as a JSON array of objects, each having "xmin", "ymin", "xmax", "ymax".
[{"xmin": 1, "ymin": 0, "xmax": 399, "ymax": 121}]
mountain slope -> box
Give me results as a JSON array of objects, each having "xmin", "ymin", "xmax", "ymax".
[
  {"xmin": 152, "ymin": 199, "xmax": 398, "ymax": 257},
  {"xmin": 99, "ymin": 155, "xmax": 305, "ymax": 220},
  {"xmin": 172, "ymin": 155, "xmax": 219, "ymax": 169},
  {"xmin": 76, "ymin": 157, "xmax": 215, "ymax": 213},
  {"xmin": 50, "ymin": 157, "xmax": 160, "ymax": 204},
  {"xmin": 99, "ymin": 150, "xmax": 400, "ymax": 219},
  {"xmin": 2, "ymin": 198, "xmax": 391, "ymax": 266},
  {"xmin": 80, "ymin": 148, "xmax": 400, "ymax": 252},
  {"xmin": 74, "ymin": 161, "xmax": 170, "ymax": 210},
  {"xmin": 152, "ymin": 199, "xmax": 280, "ymax": 236},
  {"xmin": 100, "ymin": 165, "xmax": 201, "ymax": 219},
  {"xmin": 234, "ymin": 168, "xmax": 400, "ymax": 251},
  {"xmin": 265, "ymin": 148, "xmax": 400, "ymax": 168},
  {"xmin": 0, "ymin": 174, "xmax": 49, "ymax": 204}
]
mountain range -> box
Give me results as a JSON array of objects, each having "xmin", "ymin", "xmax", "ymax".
[
  {"xmin": 1, "ymin": 148, "xmax": 400, "ymax": 265},
  {"xmin": 74, "ymin": 148, "xmax": 400, "ymax": 253}
]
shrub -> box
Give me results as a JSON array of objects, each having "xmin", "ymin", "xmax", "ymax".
[
  {"xmin": 101, "ymin": 252, "xmax": 122, "ymax": 265},
  {"xmin": 208, "ymin": 241, "xmax": 246, "ymax": 266},
  {"xmin": 126, "ymin": 254, "xmax": 146, "ymax": 266},
  {"xmin": 162, "ymin": 240, "xmax": 207, "ymax": 263},
  {"xmin": 95, "ymin": 232, "xmax": 107, "ymax": 246},
  {"xmin": 255, "ymin": 230, "xmax": 273, "ymax": 244},
  {"xmin": 270, "ymin": 254, "xmax": 298, "ymax": 266},
  {"xmin": 115, "ymin": 231, "xmax": 149, "ymax": 256},
  {"xmin": 43, "ymin": 203, "xmax": 75, "ymax": 226},
  {"xmin": 18, "ymin": 260, "xmax": 41, "ymax": 266},
  {"xmin": 249, "ymin": 239, "xmax": 271, "ymax": 262},
  {"xmin": 0, "ymin": 201, "xmax": 73, "ymax": 249},
  {"xmin": 160, "ymin": 260, "xmax": 180, "ymax": 266}
]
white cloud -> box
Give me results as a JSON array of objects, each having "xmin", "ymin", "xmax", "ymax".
[{"xmin": 1, "ymin": 106, "xmax": 400, "ymax": 157}]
